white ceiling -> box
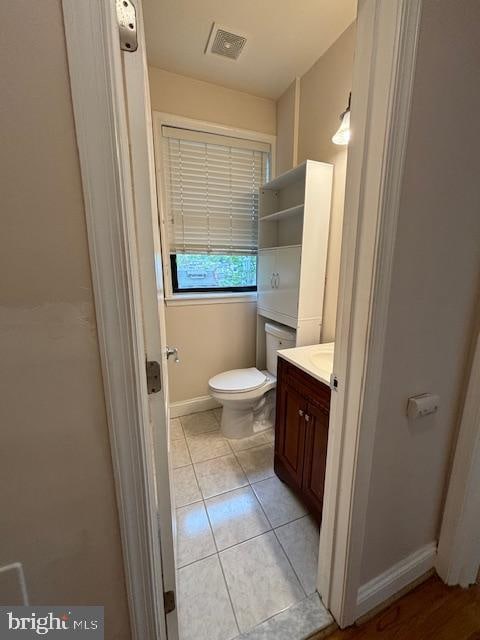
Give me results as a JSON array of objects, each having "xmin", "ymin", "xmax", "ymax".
[{"xmin": 143, "ymin": 0, "xmax": 356, "ymax": 100}]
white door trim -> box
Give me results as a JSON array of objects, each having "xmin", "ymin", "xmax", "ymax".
[
  {"xmin": 318, "ymin": 0, "xmax": 422, "ymax": 626},
  {"xmin": 437, "ymin": 327, "xmax": 480, "ymax": 587},
  {"xmin": 62, "ymin": 2, "xmax": 167, "ymax": 639}
]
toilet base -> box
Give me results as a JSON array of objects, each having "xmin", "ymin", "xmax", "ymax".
[
  {"xmin": 221, "ymin": 406, "xmax": 255, "ymax": 439},
  {"xmin": 218, "ymin": 389, "xmax": 276, "ymax": 439}
]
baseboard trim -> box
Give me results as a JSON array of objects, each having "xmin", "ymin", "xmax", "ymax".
[
  {"xmin": 170, "ymin": 395, "xmax": 220, "ymax": 418},
  {"xmin": 356, "ymin": 542, "xmax": 437, "ymax": 618}
]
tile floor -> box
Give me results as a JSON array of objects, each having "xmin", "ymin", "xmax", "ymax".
[{"xmin": 171, "ymin": 410, "xmax": 329, "ymax": 640}]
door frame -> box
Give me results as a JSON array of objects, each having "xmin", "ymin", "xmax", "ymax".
[
  {"xmin": 62, "ymin": 1, "xmax": 168, "ymax": 639},
  {"xmin": 436, "ymin": 327, "xmax": 480, "ymax": 587},
  {"xmin": 62, "ymin": 0, "xmax": 423, "ymax": 636},
  {"xmin": 317, "ymin": 0, "xmax": 422, "ymax": 626}
]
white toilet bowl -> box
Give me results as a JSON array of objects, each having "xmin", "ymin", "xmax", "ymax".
[
  {"xmin": 209, "ymin": 322, "xmax": 296, "ymax": 439},
  {"xmin": 209, "ymin": 369, "xmax": 276, "ymax": 439}
]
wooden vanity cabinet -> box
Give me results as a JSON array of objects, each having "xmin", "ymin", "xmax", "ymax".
[{"xmin": 274, "ymin": 356, "xmax": 331, "ymax": 524}]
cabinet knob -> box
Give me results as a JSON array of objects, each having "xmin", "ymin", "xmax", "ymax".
[
  {"xmin": 305, "ymin": 414, "xmax": 310, "ymax": 422},
  {"xmin": 298, "ymin": 409, "xmax": 304, "ymax": 417}
]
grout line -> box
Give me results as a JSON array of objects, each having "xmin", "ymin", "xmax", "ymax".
[
  {"xmin": 177, "ymin": 549, "xmax": 218, "ymax": 571},
  {"xmin": 202, "ymin": 489, "xmax": 242, "ymax": 636},
  {"xmin": 272, "ymin": 526, "xmax": 307, "ymax": 599},
  {"xmin": 199, "ymin": 481, "xmax": 250, "ymax": 501},
  {"xmin": 273, "ymin": 512, "xmax": 312, "ymax": 530},
  {"xmin": 217, "ymin": 555, "xmax": 241, "ymax": 638},
  {"xmin": 177, "ymin": 441, "xmax": 240, "ymax": 635},
  {"xmin": 232, "ymin": 443, "xmax": 275, "ymax": 486},
  {"xmin": 173, "ymin": 413, "xmax": 312, "ymax": 631},
  {"xmin": 185, "ymin": 435, "xmax": 234, "ymax": 466},
  {"xmin": 216, "ymin": 527, "xmax": 274, "ymax": 556}
]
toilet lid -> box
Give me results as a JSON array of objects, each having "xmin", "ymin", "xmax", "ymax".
[{"xmin": 209, "ymin": 368, "xmax": 267, "ymax": 393}]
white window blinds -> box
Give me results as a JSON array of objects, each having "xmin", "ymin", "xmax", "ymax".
[{"xmin": 162, "ymin": 125, "xmax": 270, "ymax": 255}]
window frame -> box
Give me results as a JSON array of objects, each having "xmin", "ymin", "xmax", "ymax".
[
  {"xmin": 170, "ymin": 254, "xmax": 257, "ymax": 294},
  {"xmin": 153, "ymin": 112, "xmax": 276, "ymax": 302}
]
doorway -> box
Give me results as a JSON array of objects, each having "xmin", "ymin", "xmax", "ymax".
[
  {"xmin": 145, "ymin": 4, "xmax": 356, "ymax": 638},
  {"xmin": 62, "ymin": 0, "xmax": 424, "ymax": 638}
]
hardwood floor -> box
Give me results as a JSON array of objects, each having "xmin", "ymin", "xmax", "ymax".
[{"xmin": 326, "ymin": 576, "xmax": 480, "ymax": 640}]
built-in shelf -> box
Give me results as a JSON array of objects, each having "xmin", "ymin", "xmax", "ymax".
[
  {"xmin": 259, "ymin": 244, "xmax": 302, "ymax": 251},
  {"xmin": 262, "ymin": 161, "xmax": 308, "ymax": 191},
  {"xmin": 256, "ymin": 160, "xmax": 333, "ymax": 358},
  {"xmin": 260, "ymin": 204, "xmax": 304, "ymax": 223}
]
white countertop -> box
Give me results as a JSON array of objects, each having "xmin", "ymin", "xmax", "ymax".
[{"xmin": 278, "ymin": 342, "xmax": 334, "ymax": 386}]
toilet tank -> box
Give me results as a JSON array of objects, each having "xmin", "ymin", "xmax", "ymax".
[{"xmin": 265, "ymin": 322, "xmax": 296, "ymax": 376}]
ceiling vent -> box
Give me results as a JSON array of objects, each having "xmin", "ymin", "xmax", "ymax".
[{"xmin": 205, "ymin": 23, "xmax": 247, "ymax": 60}]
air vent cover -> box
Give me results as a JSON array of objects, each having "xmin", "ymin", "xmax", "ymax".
[{"xmin": 206, "ymin": 23, "xmax": 247, "ymax": 60}]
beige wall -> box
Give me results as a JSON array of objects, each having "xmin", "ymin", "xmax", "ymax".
[
  {"xmin": 149, "ymin": 66, "xmax": 275, "ymax": 402},
  {"xmin": 0, "ymin": 2, "xmax": 130, "ymax": 637},
  {"xmin": 149, "ymin": 66, "xmax": 276, "ymax": 135},
  {"xmin": 276, "ymin": 79, "xmax": 299, "ymax": 176},
  {"xmin": 360, "ymin": 0, "xmax": 480, "ymax": 584},
  {"xmin": 297, "ymin": 23, "xmax": 356, "ymax": 341},
  {"xmin": 166, "ymin": 302, "xmax": 257, "ymax": 402}
]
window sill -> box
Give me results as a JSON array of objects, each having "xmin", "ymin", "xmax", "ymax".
[{"xmin": 165, "ymin": 292, "xmax": 257, "ymax": 307}]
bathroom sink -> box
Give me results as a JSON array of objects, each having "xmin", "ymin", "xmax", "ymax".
[
  {"xmin": 278, "ymin": 342, "xmax": 334, "ymax": 386},
  {"xmin": 309, "ymin": 345, "xmax": 334, "ymax": 379}
]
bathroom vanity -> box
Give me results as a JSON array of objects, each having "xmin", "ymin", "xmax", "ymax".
[{"xmin": 274, "ymin": 343, "xmax": 334, "ymax": 524}]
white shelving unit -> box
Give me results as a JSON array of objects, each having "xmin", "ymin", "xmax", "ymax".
[
  {"xmin": 256, "ymin": 160, "xmax": 333, "ymax": 369},
  {"xmin": 259, "ymin": 204, "xmax": 304, "ymax": 223}
]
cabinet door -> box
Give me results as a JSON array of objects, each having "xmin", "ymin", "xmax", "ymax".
[
  {"xmin": 275, "ymin": 246, "xmax": 301, "ymax": 318},
  {"xmin": 274, "ymin": 372, "xmax": 306, "ymax": 491},
  {"xmin": 257, "ymin": 249, "xmax": 276, "ymax": 313},
  {"xmin": 302, "ymin": 401, "xmax": 329, "ymax": 522}
]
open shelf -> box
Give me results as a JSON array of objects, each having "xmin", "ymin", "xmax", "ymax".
[
  {"xmin": 262, "ymin": 161, "xmax": 307, "ymax": 191},
  {"xmin": 260, "ymin": 204, "xmax": 304, "ymax": 223},
  {"xmin": 259, "ymin": 244, "xmax": 302, "ymax": 251}
]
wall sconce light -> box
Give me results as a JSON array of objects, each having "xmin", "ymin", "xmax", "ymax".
[{"xmin": 332, "ymin": 92, "xmax": 351, "ymax": 146}]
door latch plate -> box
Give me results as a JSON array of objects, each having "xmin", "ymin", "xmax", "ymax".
[
  {"xmin": 146, "ymin": 360, "xmax": 161, "ymax": 394},
  {"xmin": 330, "ymin": 373, "xmax": 339, "ymax": 391},
  {"xmin": 164, "ymin": 590, "xmax": 176, "ymax": 614}
]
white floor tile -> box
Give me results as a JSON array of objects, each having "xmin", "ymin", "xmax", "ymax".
[
  {"xmin": 275, "ymin": 515, "xmax": 320, "ymax": 595},
  {"xmin": 194, "ymin": 454, "xmax": 248, "ymax": 499},
  {"xmin": 228, "ymin": 431, "xmax": 269, "ymax": 452},
  {"xmin": 173, "ymin": 465, "xmax": 202, "ymax": 508},
  {"xmin": 251, "ymin": 475, "xmax": 307, "ymax": 527},
  {"xmin": 205, "ymin": 486, "xmax": 270, "ymax": 550},
  {"xmin": 238, "ymin": 592, "xmax": 332, "ymax": 640},
  {"xmin": 219, "ymin": 531, "xmax": 304, "ymax": 632},
  {"xmin": 176, "ymin": 502, "xmax": 216, "ymax": 568},
  {"xmin": 178, "ymin": 555, "xmax": 238, "ymax": 640},
  {"xmin": 187, "ymin": 430, "xmax": 232, "ymax": 463},
  {"xmin": 181, "ymin": 410, "xmax": 219, "ymax": 436},
  {"xmin": 235, "ymin": 444, "xmax": 275, "ymax": 484},
  {"xmin": 171, "ymin": 437, "xmax": 192, "ymax": 469},
  {"xmin": 170, "ymin": 417, "xmax": 184, "ymax": 441}
]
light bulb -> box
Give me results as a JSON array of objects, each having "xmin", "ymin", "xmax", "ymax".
[{"xmin": 332, "ymin": 110, "xmax": 351, "ymax": 146}]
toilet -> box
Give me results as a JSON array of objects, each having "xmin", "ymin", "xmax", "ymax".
[{"xmin": 209, "ymin": 322, "xmax": 296, "ymax": 439}]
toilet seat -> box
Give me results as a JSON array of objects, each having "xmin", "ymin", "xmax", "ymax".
[{"xmin": 209, "ymin": 368, "xmax": 267, "ymax": 394}]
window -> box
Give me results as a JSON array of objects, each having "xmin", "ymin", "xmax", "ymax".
[{"xmin": 161, "ymin": 125, "xmax": 270, "ymax": 294}]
